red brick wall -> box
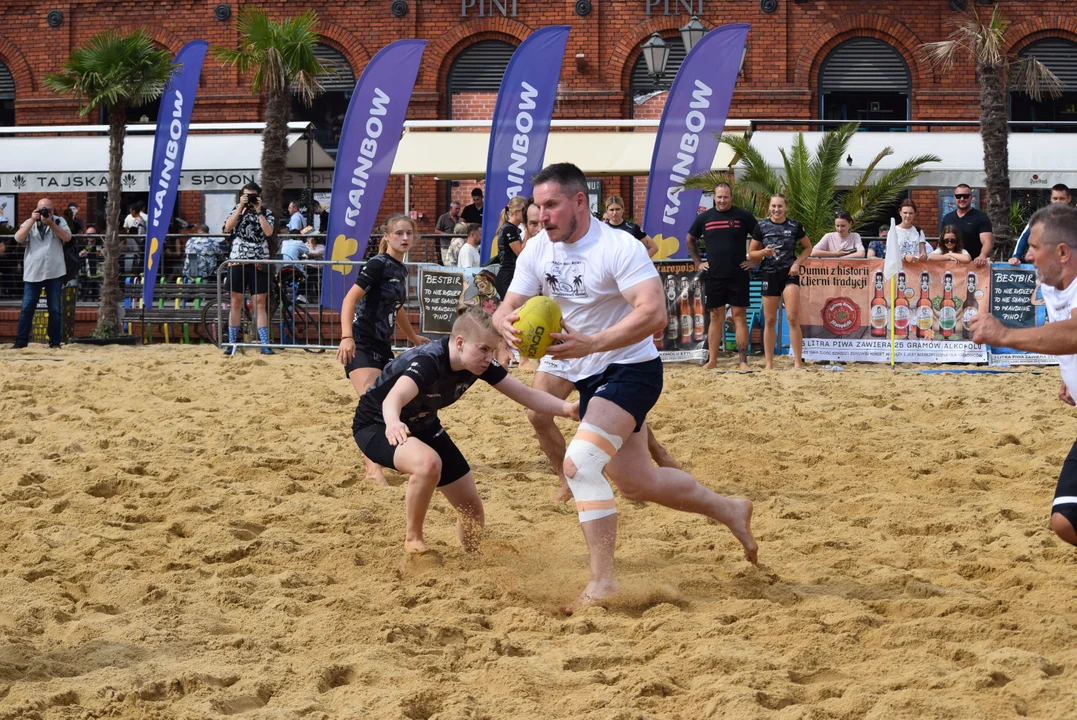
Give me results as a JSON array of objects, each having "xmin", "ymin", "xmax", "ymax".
[{"xmin": 4, "ymin": 1, "xmax": 1077, "ymax": 231}]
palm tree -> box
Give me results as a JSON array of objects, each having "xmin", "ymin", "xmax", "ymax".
[
  {"xmin": 920, "ymin": 4, "xmax": 1062, "ymax": 257},
  {"xmin": 214, "ymin": 7, "xmax": 325, "ymax": 250},
  {"xmin": 684, "ymin": 123, "xmax": 941, "ymax": 243},
  {"xmin": 45, "ymin": 30, "xmax": 175, "ymax": 338}
]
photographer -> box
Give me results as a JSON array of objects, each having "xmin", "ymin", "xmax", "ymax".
[
  {"xmin": 222, "ymin": 181, "xmax": 275, "ymax": 356},
  {"xmin": 11, "ymin": 198, "xmax": 71, "ymax": 349}
]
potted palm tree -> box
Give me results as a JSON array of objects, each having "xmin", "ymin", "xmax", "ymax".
[
  {"xmin": 214, "ymin": 7, "xmax": 326, "ymax": 253},
  {"xmin": 45, "ymin": 30, "xmax": 176, "ymax": 339},
  {"xmin": 920, "ymin": 4, "xmax": 1062, "ymax": 258}
]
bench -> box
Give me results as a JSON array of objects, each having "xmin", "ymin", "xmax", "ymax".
[{"xmin": 122, "ymin": 277, "xmax": 217, "ymax": 343}]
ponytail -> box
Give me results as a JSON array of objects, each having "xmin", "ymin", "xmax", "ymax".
[{"xmin": 499, "ymin": 196, "xmax": 528, "ymax": 228}]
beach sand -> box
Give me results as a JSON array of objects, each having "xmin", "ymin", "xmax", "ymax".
[{"xmin": 1, "ymin": 345, "xmax": 1076, "ymax": 719}]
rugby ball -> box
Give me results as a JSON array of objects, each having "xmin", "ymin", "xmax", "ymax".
[{"xmin": 514, "ymin": 296, "xmax": 562, "ymax": 359}]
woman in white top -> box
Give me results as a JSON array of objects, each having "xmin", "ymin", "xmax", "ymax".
[
  {"xmin": 811, "ymin": 210, "xmax": 865, "ymax": 258},
  {"xmin": 928, "ymin": 224, "xmax": 972, "ymax": 263},
  {"xmin": 890, "ymin": 199, "xmax": 929, "ymax": 262}
]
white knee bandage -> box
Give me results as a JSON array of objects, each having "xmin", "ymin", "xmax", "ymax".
[{"xmin": 565, "ymin": 422, "xmax": 622, "ymax": 523}]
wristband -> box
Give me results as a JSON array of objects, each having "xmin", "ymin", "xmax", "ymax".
[{"xmin": 341, "ymin": 335, "xmax": 353, "ymax": 339}]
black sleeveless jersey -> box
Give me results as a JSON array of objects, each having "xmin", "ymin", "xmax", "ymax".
[{"xmin": 354, "ymin": 253, "xmax": 407, "ymax": 348}]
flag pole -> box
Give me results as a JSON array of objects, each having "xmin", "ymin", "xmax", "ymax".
[{"xmin": 889, "ymin": 276, "xmax": 896, "ymax": 368}]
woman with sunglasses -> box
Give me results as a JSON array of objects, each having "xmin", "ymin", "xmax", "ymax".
[{"xmin": 929, "ymin": 225, "xmax": 972, "ymax": 264}]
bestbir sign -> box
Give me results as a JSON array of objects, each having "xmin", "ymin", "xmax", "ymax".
[
  {"xmin": 480, "ymin": 26, "xmax": 570, "ymax": 264},
  {"xmin": 642, "ymin": 24, "xmax": 748, "ymax": 260},
  {"xmin": 142, "ymin": 40, "xmax": 208, "ymax": 305},
  {"xmin": 321, "ymin": 39, "xmax": 426, "ymax": 311}
]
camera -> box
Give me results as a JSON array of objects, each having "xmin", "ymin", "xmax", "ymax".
[
  {"xmin": 245, "ymin": 193, "xmax": 259, "ymax": 205},
  {"xmin": 38, "ymin": 208, "xmax": 50, "ymax": 219}
]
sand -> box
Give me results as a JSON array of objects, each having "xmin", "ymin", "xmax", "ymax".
[{"xmin": 1, "ymin": 345, "xmax": 1076, "ymax": 719}]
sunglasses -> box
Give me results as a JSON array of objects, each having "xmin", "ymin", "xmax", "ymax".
[
  {"xmin": 954, "ymin": 193, "xmax": 971, "ymax": 200},
  {"xmin": 943, "ymin": 238, "xmax": 957, "ymax": 244}
]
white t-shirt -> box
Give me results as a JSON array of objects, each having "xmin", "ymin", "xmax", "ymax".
[
  {"xmin": 122, "ymin": 212, "xmax": 148, "ymax": 230},
  {"xmin": 890, "ymin": 225, "xmax": 927, "ymax": 257},
  {"xmin": 930, "ymin": 247, "xmax": 971, "ymax": 260},
  {"xmin": 509, "ymin": 218, "xmax": 660, "ymax": 382},
  {"xmin": 1041, "ymin": 275, "xmax": 1077, "ymax": 394},
  {"xmin": 458, "ymin": 243, "xmax": 480, "ymax": 268}
]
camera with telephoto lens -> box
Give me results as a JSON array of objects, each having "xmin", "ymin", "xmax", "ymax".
[
  {"xmin": 245, "ymin": 193, "xmax": 259, "ymax": 206},
  {"xmin": 38, "ymin": 208, "xmax": 50, "ymax": 219}
]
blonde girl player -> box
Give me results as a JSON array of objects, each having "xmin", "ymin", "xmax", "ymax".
[
  {"xmin": 352, "ymin": 306, "xmax": 578, "ymax": 554},
  {"xmin": 748, "ymin": 194, "xmax": 813, "ymax": 370},
  {"xmin": 337, "ymin": 214, "xmax": 429, "ymax": 485}
]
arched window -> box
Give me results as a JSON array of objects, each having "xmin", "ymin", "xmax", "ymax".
[
  {"xmin": 1010, "ymin": 38, "xmax": 1077, "ymax": 133},
  {"xmin": 0, "ymin": 61, "xmax": 13, "ymax": 126},
  {"xmin": 447, "ymin": 39, "xmax": 516, "ymax": 115},
  {"xmin": 292, "ymin": 44, "xmax": 357, "ymax": 155},
  {"xmin": 819, "ymin": 38, "xmax": 910, "ymax": 132},
  {"xmin": 630, "ymin": 37, "xmax": 688, "ymax": 100}
]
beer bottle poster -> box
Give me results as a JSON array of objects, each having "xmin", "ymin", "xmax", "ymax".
[
  {"xmin": 988, "ymin": 263, "xmax": 1057, "ymax": 367},
  {"xmin": 654, "ymin": 261, "xmax": 710, "ymax": 362},
  {"xmin": 798, "ymin": 258, "xmax": 988, "ymax": 364}
]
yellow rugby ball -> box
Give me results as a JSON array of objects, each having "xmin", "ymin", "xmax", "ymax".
[{"xmin": 514, "ymin": 296, "xmax": 562, "ymax": 359}]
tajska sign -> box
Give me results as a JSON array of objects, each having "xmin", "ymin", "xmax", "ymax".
[{"xmin": 0, "ymin": 171, "xmax": 333, "ymax": 193}]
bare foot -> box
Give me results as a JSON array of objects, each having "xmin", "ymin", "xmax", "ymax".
[
  {"xmin": 725, "ymin": 498, "xmax": 757, "ymax": 564},
  {"xmin": 553, "ymin": 484, "xmax": 573, "ymax": 503},
  {"xmin": 404, "ymin": 538, "xmax": 428, "ymax": 554},
  {"xmin": 367, "ymin": 462, "xmax": 390, "ymax": 486},
  {"xmin": 560, "ymin": 578, "xmax": 620, "ymax": 615},
  {"xmin": 793, "ymin": 361, "xmax": 804, "ymax": 370},
  {"xmin": 701, "ymin": 361, "xmax": 717, "ymax": 370},
  {"xmin": 653, "ymin": 451, "xmax": 683, "ymax": 471},
  {"xmin": 738, "ymin": 361, "xmax": 750, "ymax": 371}
]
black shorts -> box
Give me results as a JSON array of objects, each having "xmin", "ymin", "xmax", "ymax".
[
  {"xmin": 574, "ymin": 357, "xmax": 663, "ymax": 433},
  {"xmin": 761, "ymin": 269, "xmax": 800, "ymax": 297},
  {"xmin": 705, "ymin": 273, "xmax": 750, "ymax": 309},
  {"xmin": 343, "ymin": 342, "xmax": 393, "ymax": 377},
  {"xmin": 1052, "ymin": 438, "xmax": 1077, "ymax": 528},
  {"xmin": 227, "ymin": 263, "xmax": 270, "ymax": 296},
  {"xmin": 353, "ymin": 423, "xmax": 470, "ymax": 486}
]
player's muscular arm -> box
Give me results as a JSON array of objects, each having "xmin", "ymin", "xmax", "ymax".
[
  {"xmin": 970, "ymin": 309, "xmax": 1077, "ymax": 355},
  {"xmin": 592, "ymin": 277, "xmax": 666, "ymax": 351},
  {"xmin": 493, "ymin": 375, "xmax": 578, "ymax": 418},
  {"xmin": 383, "ymin": 376, "xmax": 420, "ymax": 446}
]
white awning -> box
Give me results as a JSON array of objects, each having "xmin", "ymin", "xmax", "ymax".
[
  {"xmin": 742, "ymin": 131, "xmax": 1077, "ymax": 188},
  {"xmin": 0, "ymin": 133, "xmax": 335, "ymax": 193},
  {"xmin": 390, "ymin": 130, "xmax": 743, "ymax": 177}
]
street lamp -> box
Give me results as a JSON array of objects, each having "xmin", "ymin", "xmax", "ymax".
[
  {"xmin": 679, "ymin": 16, "xmax": 706, "ymax": 54},
  {"xmin": 641, "ymin": 33, "xmax": 669, "ymax": 91}
]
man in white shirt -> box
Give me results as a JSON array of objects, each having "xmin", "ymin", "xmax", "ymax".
[
  {"xmin": 493, "ymin": 163, "xmax": 757, "ymax": 611},
  {"xmin": 971, "ymin": 203, "xmax": 1077, "ymax": 547},
  {"xmin": 457, "ymin": 223, "xmax": 481, "ymax": 268}
]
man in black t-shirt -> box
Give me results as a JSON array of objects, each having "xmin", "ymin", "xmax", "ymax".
[
  {"xmin": 687, "ymin": 182, "xmax": 758, "ymax": 370},
  {"xmin": 461, "ymin": 187, "xmax": 484, "ymax": 225},
  {"xmin": 939, "ymin": 183, "xmax": 993, "ymax": 266},
  {"xmin": 352, "ymin": 306, "xmax": 577, "ymax": 555}
]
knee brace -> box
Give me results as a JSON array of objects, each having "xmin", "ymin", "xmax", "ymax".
[{"xmin": 565, "ymin": 422, "xmax": 622, "ymax": 523}]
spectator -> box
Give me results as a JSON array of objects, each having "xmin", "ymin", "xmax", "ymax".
[
  {"xmin": 183, "ymin": 224, "xmax": 227, "ymax": 281},
  {"xmin": 122, "ymin": 202, "xmax": 147, "ymax": 235},
  {"xmin": 222, "ymin": 181, "xmax": 276, "ymax": 356},
  {"xmin": 522, "ymin": 198, "xmax": 542, "ymax": 249},
  {"xmin": 436, "ymin": 200, "xmax": 463, "ymax": 234},
  {"xmin": 1011, "ymin": 183, "xmax": 1072, "ymax": 264},
  {"xmin": 443, "ymin": 223, "xmax": 470, "ymax": 266},
  {"xmin": 867, "ymin": 224, "xmax": 887, "ymax": 259},
  {"xmin": 11, "ymin": 198, "xmax": 72, "ymax": 349},
  {"xmin": 461, "ymin": 187, "xmax": 484, "ymax": 225},
  {"xmin": 306, "ymin": 235, "xmax": 325, "ymax": 259},
  {"xmin": 286, "ymin": 201, "xmax": 306, "ymax": 233},
  {"xmin": 494, "ymin": 195, "xmax": 527, "ymax": 299},
  {"xmin": 0, "ymin": 198, "xmax": 10, "ymax": 225},
  {"xmin": 749, "ymin": 193, "xmax": 813, "ymax": 370},
  {"xmin": 940, "ymin": 183, "xmax": 993, "ymax": 266},
  {"xmin": 280, "ymin": 228, "xmax": 310, "ymax": 275},
  {"xmin": 66, "ymin": 203, "xmax": 84, "ymax": 235},
  {"xmin": 891, "ymin": 199, "xmax": 929, "ymax": 262},
  {"xmin": 929, "ymin": 225, "xmax": 972, "ymax": 264},
  {"xmin": 811, "ymin": 210, "xmax": 865, "ymax": 258},
  {"xmin": 686, "ymin": 181, "xmax": 759, "ymax": 370},
  {"xmin": 604, "ymin": 195, "xmax": 658, "ymax": 257},
  {"xmin": 458, "ymin": 223, "xmax": 482, "ymax": 268}
]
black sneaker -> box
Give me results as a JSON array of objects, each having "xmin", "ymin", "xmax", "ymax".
[
  {"xmin": 49, "ymin": 343, "xmax": 61, "ymax": 349},
  {"xmin": 11, "ymin": 341, "xmax": 28, "ymax": 349}
]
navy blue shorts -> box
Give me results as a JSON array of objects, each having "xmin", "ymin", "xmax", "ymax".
[
  {"xmin": 1052, "ymin": 438, "xmax": 1077, "ymax": 529},
  {"xmin": 574, "ymin": 358, "xmax": 663, "ymax": 433}
]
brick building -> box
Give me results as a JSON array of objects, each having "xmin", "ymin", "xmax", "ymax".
[{"xmin": 2, "ymin": 0, "xmax": 1077, "ymax": 240}]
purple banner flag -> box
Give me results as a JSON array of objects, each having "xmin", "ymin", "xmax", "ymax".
[
  {"xmin": 642, "ymin": 24, "xmax": 748, "ymax": 260},
  {"xmin": 142, "ymin": 39, "xmax": 208, "ymax": 304},
  {"xmin": 480, "ymin": 26, "xmax": 570, "ymax": 264},
  {"xmin": 321, "ymin": 39, "xmax": 426, "ymax": 311}
]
